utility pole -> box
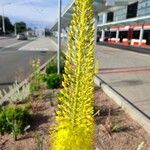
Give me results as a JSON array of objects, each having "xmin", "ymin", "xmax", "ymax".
[
  {"xmin": 2, "ymin": 6, "xmax": 6, "ymax": 35},
  {"xmin": 1, "ymin": 3, "xmax": 12, "ymax": 35},
  {"xmin": 57, "ymin": 0, "xmax": 62, "ymax": 74},
  {"xmin": 14, "ymin": 23, "xmax": 17, "ymax": 36}
]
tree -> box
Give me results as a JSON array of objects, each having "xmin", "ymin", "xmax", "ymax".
[
  {"xmin": 0, "ymin": 16, "xmax": 14, "ymax": 34},
  {"xmin": 51, "ymin": 0, "xmax": 95, "ymax": 149},
  {"xmin": 16, "ymin": 22, "xmax": 26, "ymax": 33}
]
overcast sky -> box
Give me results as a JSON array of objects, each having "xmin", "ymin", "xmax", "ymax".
[{"xmin": 0, "ymin": 0, "xmax": 70, "ymax": 28}]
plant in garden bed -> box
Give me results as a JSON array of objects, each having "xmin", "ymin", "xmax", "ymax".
[
  {"xmin": 46, "ymin": 54, "xmax": 65, "ymax": 75},
  {"xmin": 0, "ymin": 106, "xmax": 32, "ymax": 140},
  {"xmin": 44, "ymin": 73, "xmax": 62, "ymax": 89},
  {"xmin": 43, "ymin": 57, "xmax": 64, "ymax": 89},
  {"xmin": 46, "ymin": 61, "xmax": 64, "ymax": 75},
  {"xmin": 10, "ymin": 82, "xmax": 30, "ymax": 104},
  {"xmin": 51, "ymin": 0, "xmax": 95, "ymax": 149},
  {"xmin": 0, "ymin": 81, "xmax": 30, "ymax": 104},
  {"xmin": 30, "ymin": 58, "xmax": 43, "ymax": 93},
  {"xmin": 34, "ymin": 132, "xmax": 44, "ymax": 150}
]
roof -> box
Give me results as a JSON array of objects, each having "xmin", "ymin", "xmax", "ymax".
[{"xmin": 50, "ymin": 0, "xmax": 138, "ymax": 31}]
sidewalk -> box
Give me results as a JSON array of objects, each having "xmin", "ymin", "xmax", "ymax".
[
  {"xmin": 19, "ymin": 37, "xmax": 57, "ymax": 51},
  {"xmin": 95, "ymin": 45, "xmax": 150, "ymax": 118}
]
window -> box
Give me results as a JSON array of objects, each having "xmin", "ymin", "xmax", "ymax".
[
  {"xmin": 143, "ymin": 30, "xmax": 150, "ymax": 45},
  {"xmin": 107, "ymin": 12, "xmax": 114, "ymax": 22},
  {"xmin": 127, "ymin": 2, "xmax": 138, "ymax": 19},
  {"xmin": 133, "ymin": 31, "xmax": 140, "ymax": 39},
  {"xmin": 110, "ymin": 32, "xmax": 116, "ymax": 38}
]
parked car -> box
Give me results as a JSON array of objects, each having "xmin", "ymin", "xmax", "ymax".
[{"xmin": 17, "ymin": 33, "xmax": 28, "ymax": 40}]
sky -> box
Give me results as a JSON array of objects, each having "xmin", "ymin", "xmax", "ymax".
[{"xmin": 0, "ymin": 0, "xmax": 70, "ymax": 28}]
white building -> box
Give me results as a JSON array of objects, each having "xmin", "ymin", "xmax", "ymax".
[
  {"xmin": 35, "ymin": 29, "xmax": 45, "ymax": 37},
  {"xmin": 50, "ymin": 0, "xmax": 150, "ymax": 47}
]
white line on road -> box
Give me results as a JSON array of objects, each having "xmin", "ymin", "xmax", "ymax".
[
  {"xmin": 0, "ymin": 41, "xmax": 28, "ymax": 51},
  {"xmin": 18, "ymin": 38, "xmax": 57, "ymax": 51}
]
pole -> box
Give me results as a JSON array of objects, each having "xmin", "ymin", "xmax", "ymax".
[
  {"xmin": 14, "ymin": 23, "xmax": 17, "ymax": 36},
  {"xmin": 94, "ymin": 14, "xmax": 98, "ymax": 44},
  {"xmin": 2, "ymin": 6, "xmax": 6, "ymax": 35},
  {"xmin": 57, "ymin": 0, "xmax": 61, "ymax": 74},
  {"xmin": 139, "ymin": 24, "xmax": 144, "ymax": 46},
  {"xmin": 116, "ymin": 27, "xmax": 119, "ymax": 43}
]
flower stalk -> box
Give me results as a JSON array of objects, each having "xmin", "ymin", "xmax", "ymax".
[{"xmin": 52, "ymin": 0, "xmax": 95, "ymax": 149}]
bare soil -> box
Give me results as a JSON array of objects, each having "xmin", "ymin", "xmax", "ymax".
[{"xmin": 0, "ymin": 87, "xmax": 150, "ymax": 150}]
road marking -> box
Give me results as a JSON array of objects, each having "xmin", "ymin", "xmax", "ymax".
[
  {"xmin": 18, "ymin": 47, "xmax": 50, "ymax": 51},
  {"xmin": 18, "ymin": 38, "xmax": 57, "ymax": 51},
  {"xmin": 0, "ymin": 41, "xmax": 27, "ymax": 51}
]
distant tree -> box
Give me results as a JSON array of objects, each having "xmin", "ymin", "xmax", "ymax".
[
  {"xmin": 16, "ymin": 22, "xmax": 27, "ymax": 33},
  {"xmin": 0, "ymin": 15, "xmax": 14, "ymax": 34}
]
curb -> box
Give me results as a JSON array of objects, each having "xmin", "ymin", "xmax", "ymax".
[
  {"xmin": 0, "ymin": 54, "xmax": 56, "ymax": 105},
  {"xmin": 94, "ymin": 75, "xmax": 150, "ymax": 135}
]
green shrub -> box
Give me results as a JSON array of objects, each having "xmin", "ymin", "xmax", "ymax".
[
  {"xmin": 45, "ymin": 73, "xmax": 62, "ymax": 89},
  {"xmin": 46, "ymin": 62, "xmax": 64, "ymax": 74},
  {"xmin": 0, "ymin": 106, "xmax": 31, "ymax": 140}
]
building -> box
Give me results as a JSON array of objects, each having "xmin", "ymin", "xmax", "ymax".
[
  {"xmin": 35, "ymin": 29, "xmax": 45, "ymax": 37},
  {"xmin": 50, "ymin": 0, "xmax": 150, "ymax": 47}
]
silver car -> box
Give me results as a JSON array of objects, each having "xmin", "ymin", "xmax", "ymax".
[{"xmin": 17, "ymin": 33, "xmax": 28, "ymax": 40}]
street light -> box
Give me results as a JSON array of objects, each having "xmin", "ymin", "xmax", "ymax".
[
  {"xmin": 57, "ymin": 0, "xmax": 62, "ymax": 75},
  {"xmin": 14, "ymin": 23, "xmax": 17, "ymax": 36},
  {"xmin": 1, "ymin": 3, "xmax": 12, "ymax": 35},
  {"xmin": 2, "ymin": 6, "xmax": 5, "ymax": 35}
]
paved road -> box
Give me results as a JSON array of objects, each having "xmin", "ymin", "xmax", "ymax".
[
  {"xmin": 95, "ymin": 45, "xmax": 150, "ymax": 118},
  {"xmin": 0, "ymin": 37, "xmax": 56, "ymax": 90}
]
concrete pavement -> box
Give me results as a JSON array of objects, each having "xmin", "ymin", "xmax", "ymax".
[
  {"xmin": 95, "ymin": 45, "xmax": 150, "ymax": 118},
  {"xmin": 19, "ymin": 37, "xmax": 57, "ymax": 51}
]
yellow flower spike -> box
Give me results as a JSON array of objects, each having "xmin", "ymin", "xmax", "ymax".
[{"xmin": 51, "ymin": 0, "xmax": 95, "ymax": 150}]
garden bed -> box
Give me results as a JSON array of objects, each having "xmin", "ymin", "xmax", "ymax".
[{"xmin": 0, "ymin": 86, "xmax": 150, "ymax": 150}]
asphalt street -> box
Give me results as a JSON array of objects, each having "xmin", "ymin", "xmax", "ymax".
[{"xmin": 0, "ymin": 37, "xmax": 56, "ymax": 90}]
